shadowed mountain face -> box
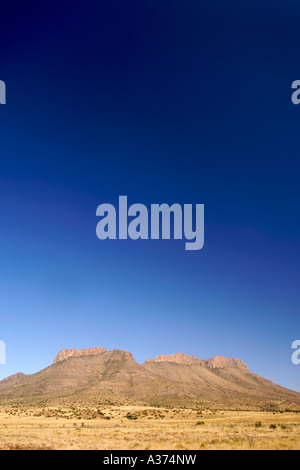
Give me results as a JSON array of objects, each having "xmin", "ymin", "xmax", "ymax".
[{"xmin": 0, "ymin": 349, "xmax": 299, "ymax": 410}]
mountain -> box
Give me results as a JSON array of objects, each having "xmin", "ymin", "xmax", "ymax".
[
  {"xmin": 0, "ymin": 348, "xmax": 299, "ymax": 410},
  {"xmin": 0, "ymin": 373, "xmax": 26, "ymax": 390}
]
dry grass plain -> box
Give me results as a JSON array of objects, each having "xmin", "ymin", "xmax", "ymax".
[{"xmin": 0, "ymin": 405, "xmax": 299, "ymax": 450}]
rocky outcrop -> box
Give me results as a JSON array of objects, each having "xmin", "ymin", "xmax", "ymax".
[
  {"xmin": 145, "ymin": 353, "xmax": 205, "ymax": 366},
  {"xmin": 53, "ymin": 347, "xmax": 133, "ymax": 364},
  {"xmin": 53, "ymin": 348, "xmax": 107, "ymax": 364},
  {"xmin": 52, "ymin": 349, "xmax": 248, "ymax": 371},
  {"xmin": 205, "ymin": 356, "xmax": 248, "ymax": 371},
  {"xmin": 145, "ymin": 353, "xmax": 248, "ymax": 370}
]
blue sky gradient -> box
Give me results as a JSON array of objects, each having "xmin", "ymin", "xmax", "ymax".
[{"xmin": 0, "ymin": 0, "xmax": 299, "ymax": 391}]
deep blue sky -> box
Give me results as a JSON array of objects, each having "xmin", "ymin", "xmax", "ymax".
[{"xmin": 0, "ymin": 0, "xmax": 299, "ymax": 392}]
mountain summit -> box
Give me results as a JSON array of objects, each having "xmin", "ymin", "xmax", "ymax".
[
  {"xmin": 144, "ymin": 353, "xmax": 248, "ymax": 371},
  {"xmin": 52, "ymin": 347, "xmax": 133, "ymax": 364}
]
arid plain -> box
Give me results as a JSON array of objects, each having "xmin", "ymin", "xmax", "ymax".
[{"xmin": 0, "ymin": 406, "xmax": 300, "ymax": 450}]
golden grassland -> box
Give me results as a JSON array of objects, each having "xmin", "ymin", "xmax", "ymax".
[{"xmin": 0, "ymin": 405, "xmax": 299, "ymax": 450}]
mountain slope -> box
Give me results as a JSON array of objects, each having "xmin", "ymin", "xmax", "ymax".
[{"xmin": 143, "ymin": 353, "xmax": 300, "ymax": 408}]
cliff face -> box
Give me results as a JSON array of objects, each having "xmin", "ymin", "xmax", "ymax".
[
  {"xmin": 144, "ymin": 353, "xmax": 205, "ymax": 366},
  {"xmin": 204, "ymin": 356, "xmax": 248, "ymax": 371},
  {"xmin": 53, "ymin": 348, "xmax": 107, "ymax": 364},
  {"xmin": 53, "ymin": 348, "xmax": 133, "ymax": 364},
  {"xmin": 52, "ymin": 349, "xmax": 248, "ymax": 370},
  {"xmin": 144, "ymin": 353, "xmax": 248, "ymax": 371}
]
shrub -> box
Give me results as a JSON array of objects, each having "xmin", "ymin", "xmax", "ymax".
[{"xmin": 125, "ymin": 413, "xmax": 137, "ymax": 420}]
